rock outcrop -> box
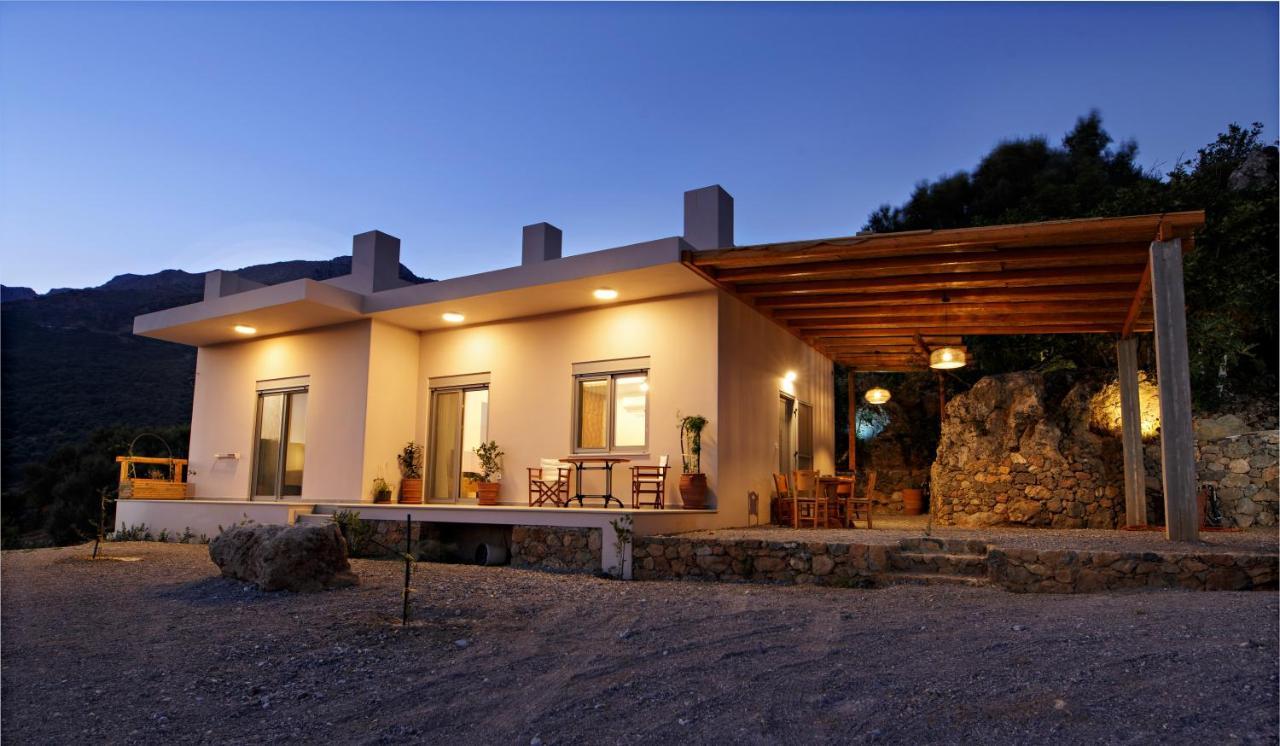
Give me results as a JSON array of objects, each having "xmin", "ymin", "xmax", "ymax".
[{"xmin": 209, "ymin": 523, "xmax": 358, "ymax": 592}]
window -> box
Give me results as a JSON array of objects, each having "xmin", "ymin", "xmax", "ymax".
[
  {"xmin": 252, "ymin": 377, "xmax": 309, "ymax": 500},
  {"xmin": 427, "ymin": 381, "xmax": 489, "ymax": 502},
  {"xmin": 574, "ymin": 370, "xmax": 648, "ymax": 453}
]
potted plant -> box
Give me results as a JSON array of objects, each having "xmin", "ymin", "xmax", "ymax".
[
  {"xmin": 371, "ymin": 476, "xmax": 392, "ymax": 504},
  {"xmin": 473, "ymin": 441, "xmax": 504, "ymax": 506},
  {"xmin": 677, "ymin": 414, "xmax": 709, "ymax": 509},
  {"xmin": 397, "ymin": 441, "xmax": 424, "ymax": 504}
]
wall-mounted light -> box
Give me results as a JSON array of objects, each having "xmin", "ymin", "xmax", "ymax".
[
  {"xmin": 784, "ymin": 370, "xmax": 798, "ymax": 383},
  {"xmin": 441, "ymin": 312, "xmax": 465, "ymax": 323},
  {"xmin": 929, "ymin": 347, "xmax": 966, "ymax": 370},
  {"xmin": 593, "ymin": 288, "xmax": 619, "ymax": 301},
  {"xmin": 233, "ymin": 324, "xmax": 257, "ymax": 335},
  {"xmin": 865, "ymin": 387, "xmax": 891, "ymax": 405}
]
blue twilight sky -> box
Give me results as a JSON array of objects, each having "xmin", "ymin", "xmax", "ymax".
[{"xmin": 1, "ymin": 2, "xmax": 1276, "ymax": 292}]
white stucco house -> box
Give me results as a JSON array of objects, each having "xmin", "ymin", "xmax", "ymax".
[
  {"xmin": 117, "ymin": 183, "xmax": 1205, "ymax": 570},
  {"xmin": 117, "ymin": 186, "xmax": 836, "ymax": 566}
]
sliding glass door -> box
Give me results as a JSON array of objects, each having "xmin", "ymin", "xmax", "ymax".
[
  {"xmin": 428, "ymin": 386, "xmax": 489, "ymax": 502},
  {"xmin": 253, "ymin": 387, "xmax": 308, "ymax": 499}
]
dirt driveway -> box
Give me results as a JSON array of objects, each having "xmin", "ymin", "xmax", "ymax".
[{"xmin": 3, "ymin": 542, "xmax": 1276, "ymax": 744}]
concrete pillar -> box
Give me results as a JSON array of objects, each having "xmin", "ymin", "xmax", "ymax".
[
  {"xmin": 1116, "ymin": 336, "xmax": 1148, "ymax": 527},
  {"xmin": 522, "ymin": 223, "xmax": 562, "ymax": 265},
  {"xmin": 203, "ymin": 270, "xmax": 264, "ymax": 301},
  {"xmin": 351, "ymin": 230, "xmax": 407, "ymax": 293},
  {"xmin": 1149, "ymin": 238, "xmax": 1198, "ymax": 541},
  {"xmin": 683, "ymin": 185, "xmax": 734, "ymax": 250}
]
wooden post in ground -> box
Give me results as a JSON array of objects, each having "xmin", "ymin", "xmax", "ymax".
[
  {"xmin": 847, "ymin": 369, "xmax": 857, "ymax": 474},
  {"xmin": 1149, "ymin": 238, "xmax": 1198, "ymax": 541},
  {"xmin": 1116, "ymin": 336, "xmax": 1148, "ymax": 527},
  {"xmin": 936, "ymin": 373, "xmax": 946, "ymax": 425}
]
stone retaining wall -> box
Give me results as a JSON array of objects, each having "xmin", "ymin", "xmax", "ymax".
[
  {"xmin": 631, "ymin": 536, "xmax": 889, "ymax": 585},
  {"xmin": 1186, "ymin": 430, "xmax": 1277, "ymax": 528},
  {"xmin": 510, "ymin": 526, "xmax": 602, "ymax": 574},
  {"xmin": 989, "ymin": 547, "xmax": 1278, "ymax": 593}
]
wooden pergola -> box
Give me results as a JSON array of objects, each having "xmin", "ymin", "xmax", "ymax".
[{"xmin": 684, "ymin": 211, "xmax": 1207, "ymax": 541}]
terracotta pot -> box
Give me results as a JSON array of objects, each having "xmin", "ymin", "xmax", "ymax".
[
  {"xmin": 901, "ymin": 488, "xmax": 924, "ymax": 515},
  {"xmin": 678, "ymin": 473, "xmax": 709, "ymax": 509},
  {"xmin": 399, "ymin": 478, "xmax": 423, "ymax": 504},
  {"xmin": 476, "ymin": 481, "xmax": 501, "ymax": 506}
]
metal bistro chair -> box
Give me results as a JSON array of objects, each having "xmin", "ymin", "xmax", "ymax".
[
  {"xmin": 793, "ymin": 469, "xmax": 827, "ymax": 528},
  {"xmin": 772, "ymin": 472, "xmax": 794, "ymax": 527},
  {"xmin": 527, "ymin": 458, "xmax": 571, "ymax": 507},
  {"xmin": 630, "ymin": 455, "xmax": 670, "ymax": 509}
]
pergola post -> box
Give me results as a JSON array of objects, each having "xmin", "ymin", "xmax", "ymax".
[
  {"xmin": 1116, "ymin": 336, "xmax": 1147, "ymax": 527},
  {"xmin": 847, "ymin": 369, "xmax": 857, "ymax": 473},
  {"xmin": 1149, "ymin": 238, "xmax": 1198, "ymax": 541}
]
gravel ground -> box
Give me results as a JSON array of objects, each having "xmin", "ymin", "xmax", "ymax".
[
  {"xmin": 3, "ymin": 542, "xmax": 1277, "ymax": 745},
  {"xmin": 691, "ymin": 516, "xmax": 1280, "ymax": 554}
]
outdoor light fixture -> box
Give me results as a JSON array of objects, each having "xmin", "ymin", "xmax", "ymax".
[
  {"xmin": 784, "ymin": 370, "xmax": 798, "ymax": 383},
  {"xmin": 864, "ymin": 387, "xmax": 891, "ymax": 405},
  {"xmin": 441, "ymin": 312, "xmax": 465, "ymax": 323},
  {"xmin": 929, "ymin": 347, "xmax": 967, "ymax": 370},
  {"xmin": 233, "ymin": 324, "xmax": 257, "ymax": 335},
  {"xmin": 593, "ymin": 288, "xmax": 619, "ymax": 300}
]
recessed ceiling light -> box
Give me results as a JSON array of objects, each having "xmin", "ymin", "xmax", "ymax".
[
  {"xmin": 441, "ymin": 312, "xmax": 465, "ymax": 323},
  {"xmin": 593, "ymin": 288, "xmax": 619, "ymax": 300},
  {"xmin": 233, "ymin": 324, "xmax": 257, "ymax": 335}
]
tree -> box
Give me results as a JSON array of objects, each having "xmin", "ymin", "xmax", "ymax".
[{"xmin": 863, "ymin": 114, "xmax": 1277, "ymax": 409}]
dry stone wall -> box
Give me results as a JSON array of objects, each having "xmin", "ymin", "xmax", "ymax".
[{"xmin": 509, "ymin": 526, "xmax": 602, "ymax": 573}]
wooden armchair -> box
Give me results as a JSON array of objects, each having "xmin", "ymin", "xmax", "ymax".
[
  {"xmin": 793, "ymin": 469, "xmax": 826, "ymax": 528},
  {"xmin": 630, "ymin": 455, "xmax": 670, "ymax": 509},
  {"xmin": 527, "ymin": 458, "xmax": 571, "ymax": 507},
  {"xmin": 842, "ymin": 476, "xmax": 874, "ymax": 529},
  {"xmin": 772, "ymin": 472, "xmax": 794, "ymax": 526}
]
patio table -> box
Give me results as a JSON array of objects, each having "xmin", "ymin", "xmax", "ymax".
[{"xmin": 559, "ymin": 456, "xmax": 631, "ymax": 508}]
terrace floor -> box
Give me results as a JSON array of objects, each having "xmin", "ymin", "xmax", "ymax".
[{"xmin": 672, "ymin": 514, "xmax": 1280, "ymax": 554}]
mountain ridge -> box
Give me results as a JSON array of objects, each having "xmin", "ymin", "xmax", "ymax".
[{"xmin": 1, "ymin": 257, "xmax": 432, "ymax": 485}]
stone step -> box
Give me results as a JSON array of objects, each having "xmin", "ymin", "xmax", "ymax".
[
  {"xmin": 897, "ymin": 537, "xmax": 988, "ymax": 556},
  {"xmin": 873, "ymin": 572, "xmax": 991, "ymax": 588},
  {"xmin": 889, "ymin": 551, "xmax": 990, "ymax": 577}
]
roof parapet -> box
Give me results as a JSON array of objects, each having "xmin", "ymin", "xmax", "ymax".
[
  {"xmin": 203, "ymin": 270, "xmax": 265, "ymax": 301},
  {"xmin": 683, "ymin": 184, "xmax": 734, "ymax": 250},
  {"xmin": 522, "ymin": 222, "xmax": 563, "ymax": 265}
]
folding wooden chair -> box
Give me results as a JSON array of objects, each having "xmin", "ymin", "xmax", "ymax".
[
  {"xmin": 793, "ymin": 469, "xmax": 826, "ymax": 528},
  {"xmin": 631, "ymin": 455, "xmax": 670, "ymax": 509},
  {"xmin": 527, "ymin": 458, "xmax": 570, "ymax": 507},
  {"xmin": 772, "ymin": 472, "xmax": 794, "ymax": 526},
  {"xmin": 843, "ymin": 476, "xmax": 874, "ymax": 529}
]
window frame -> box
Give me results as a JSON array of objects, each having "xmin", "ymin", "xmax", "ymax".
[
  {"xmin": 250, "ymin": 379, "xmax": 309, "ymax": 501},
  {"xmin": 572, "ymin": 368, "xmax": 649, "ymax": 455}
]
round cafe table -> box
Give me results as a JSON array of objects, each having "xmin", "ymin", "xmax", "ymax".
[{"xmin": 559, "ymin": 456, "xmax": 631, "ymax": 508}]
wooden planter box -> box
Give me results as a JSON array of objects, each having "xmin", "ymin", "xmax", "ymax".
[{"xmin": 116, "ymin": 456, "xmax": 190, "ymax": 500}]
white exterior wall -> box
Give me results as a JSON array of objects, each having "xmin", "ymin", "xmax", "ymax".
[
  {"xmin": 187, "ymin": 321, "xmax": 374, "ymax": 502},
  {"xmin": 416, "ymin": 292, "xmax": 720, "ymax": 507},
  {"xmin": 361, "ymin": 320, "xmax": 422, "ymax": 499},
  {"xmin": 715, "ymin": 291, "xmax": 835, "ymax": 527}
]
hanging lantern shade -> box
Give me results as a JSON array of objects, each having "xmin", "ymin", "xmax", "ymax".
[
  {"xmin": 864, "ymin": 387, "xmax": 891, "ymax": 405},
  {"xmin": 930, "ymin": 346, "xmax": 967, "ymax": 370}
]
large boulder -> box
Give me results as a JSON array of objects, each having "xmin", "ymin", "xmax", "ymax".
[{"xmin": 209, "ymin": 522, "xmax": 358, "ymax": 592}]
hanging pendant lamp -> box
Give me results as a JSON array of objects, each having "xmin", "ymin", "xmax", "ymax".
[
  {"xmin": 864, "ymin": 387, "xmax": 891, "ymax": 405},
  {"xmin": 929, "ymin": 293, "xmax": 968, "ymax": 370}
]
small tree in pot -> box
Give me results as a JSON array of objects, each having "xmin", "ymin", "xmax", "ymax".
[
  {"xmin": 397, "ymin": 441, "xmax": 424, "ymax": 504},
  {"xmin": 473, "ymin": 440, "xmax": 504, "ymax": 506},
  {"xmin": 677, "ymin": 414, "xmax": 709, "ymax": 509},
  {"xmin": 371, "ymin": 476, "xmax": 392, "ymax": 504}
]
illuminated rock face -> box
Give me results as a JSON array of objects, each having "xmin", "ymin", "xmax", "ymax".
[
  {"xmin": 930, "ymin": 371, "xmax": 1278, "ymax": 529},
  {"xmin": 931, "ymin": 372, "xmax": 1126, "ymax": 529}
]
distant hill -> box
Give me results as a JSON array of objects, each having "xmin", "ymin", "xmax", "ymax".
[{"xmin": 1, "ymin": 258, "xmax": 430, "ymax": 485}]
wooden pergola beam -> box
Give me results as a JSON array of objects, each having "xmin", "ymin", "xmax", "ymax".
[
  {"xmin": 772, "ymin": 300, "xmax": 1132, "ymax": 320},
  {"xmin": 753, "ymin": 284, "xmax": 1139, "ymax": 309},
  {"xmin": 690, "ymin": 210, "xmax": 1205, "ymax": 269},
  {"xmin": 737, "ymin": 265, "xmax": 1148, "ymax": 296},
  {"xmin": 1121, "ymin": 260, "xmax": 1153, "ymax": 339},
  {"xmin": 792, "ymin": 313, "xmax": 1139, "ymax": 331},
  {"xmin": 805, "ymin": 324, "xmax": 1143, "ymax": 336},
  {"xmin": 715, "ymin": 243, "xmax": 1150, "ymax": 283}
]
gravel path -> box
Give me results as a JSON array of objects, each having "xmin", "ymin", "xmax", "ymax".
[{"xmin": 3, "ymin": 542, "xmax": 1277, "ymax": 744}]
